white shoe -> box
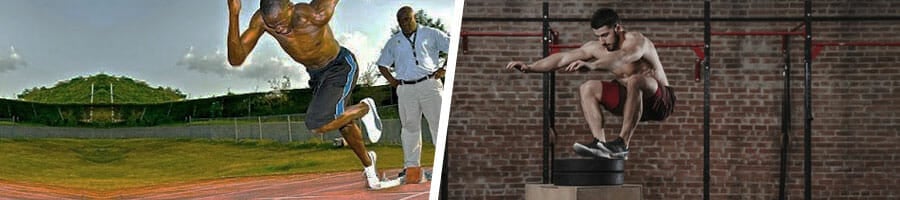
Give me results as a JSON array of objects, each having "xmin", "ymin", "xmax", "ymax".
[
  {"xmin": 364, "ymin": 151, "xmax": 381, "ymax": 190},
  {"xmin": 360, "ymin": 98, "xmax": 383, "ymax": 143}
]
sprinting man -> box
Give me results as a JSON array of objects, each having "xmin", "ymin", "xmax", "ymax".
[
  {"xmin": 227, "ymin": 0, "xmax": 386, "ymax": 189},
  {"xmin": 505, "ymin": 8, "xmax": 676, "ymax": 160}
]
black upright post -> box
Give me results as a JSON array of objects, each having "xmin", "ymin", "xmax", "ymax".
[
  {"xmin": 779, "ymin": 35, "xmax": 792, "ymax": 200},
  {"xmin": 440, "ymin": 149, "xmax": 448, "ymax": 200},
  {"xmin": 541, "ymin": 2, "xmax": 552, "ymax": 184},
  {"xmin": 703, "ymin": 1, "xmax": 711, "ymax": 200},
  {"xmin": 803, "ymin": 0, "xmax": 813, "ymax": 199}
]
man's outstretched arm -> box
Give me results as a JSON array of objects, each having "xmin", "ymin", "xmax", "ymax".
[
  {"xmin": 227, "ymin": 0, "xmax": 266, "ymax": 66},
  {"xmin": 570, "ymin": 33, "xmax": 647, "ymax": 71},
  {"xmin": 506, "ymin": 43, "xmax": 593, "ymax": 73}
]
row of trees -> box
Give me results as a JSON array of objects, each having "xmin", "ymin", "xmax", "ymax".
[
  {"xmin": 17, "ymin": 74, "xmax": 186, "ymax": 104},
  {"xmin": 0, "ymin": 85, "xmax": 394, "ymax": 127}
]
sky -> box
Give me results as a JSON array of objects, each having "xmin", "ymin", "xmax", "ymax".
[{"xmin": 0, "ymin": 0, "xmax": 458, "ymax": 99}]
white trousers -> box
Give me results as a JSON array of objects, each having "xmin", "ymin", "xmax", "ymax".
[{"xmin": 397, "ymin": 79, "xmax": 443, "ymax": 168}]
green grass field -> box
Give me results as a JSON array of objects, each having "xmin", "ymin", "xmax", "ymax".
[{"xmin": 0, "ymin": 138, "xmax": 434, "ymax": 191}]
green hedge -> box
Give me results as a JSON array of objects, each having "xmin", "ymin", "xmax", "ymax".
[{"xmin": 0, "ymin": 85, "xmax": 396, "ymax": 127}]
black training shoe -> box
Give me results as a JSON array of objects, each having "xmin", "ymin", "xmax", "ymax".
[
  {"xmin": 599, "ymin": 137, "xmax": 629, "ymax": 160},
  {"xmin": 573, "ymin": 139, "xmax": 612, "ymax": 159}
]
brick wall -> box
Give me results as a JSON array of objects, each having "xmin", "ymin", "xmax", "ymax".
[{"xmin": 447, "ymin": 0, "xmax": 899, "ymax": 199}]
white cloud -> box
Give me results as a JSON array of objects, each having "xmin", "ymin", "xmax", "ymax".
[
  {"xmin": 177, "ymin": 30, "xmax": 390, "ymax": 89},
  {"xmin": 337, "ymin": 31, "xmax": 389, "ymax": 85},
  {"xmin": 0, "ymin": 46, "xmax": 27, "ymax": 73},
  {"xmin": 177, "ymin": 46, "xmax": 311, "ymax": 88}
]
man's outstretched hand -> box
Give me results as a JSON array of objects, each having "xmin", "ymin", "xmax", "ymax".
[
  {"xmin": 564, "ymin": 60, "xmax": 592, "ymax": 72},
  {"xmin": 506, "ymin": 61, "xmax": 530, "ymax": 73}
]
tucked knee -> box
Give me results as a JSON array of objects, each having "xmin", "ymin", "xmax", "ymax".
[
  {"xmin": 625, "ymin": 76, "xmax": 647, "ymax": 88},
  {"xmin": 579, "ymin": 80, "xmax": 603, "ymax": 98},
  {"xmin": 626, "ymin": 76, "xmax": 657, "ymax": 94}
]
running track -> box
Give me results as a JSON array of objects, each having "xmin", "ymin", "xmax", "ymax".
[{"xmin": 0, "ymin": 168, "xmax": 430, "ymax": 200}]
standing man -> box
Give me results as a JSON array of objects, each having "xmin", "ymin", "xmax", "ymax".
[
  {"xmin": 377, "ymin": 6, "xmax": 449, "ymax": 183},
  {"xmin": 506, "ymin": 8, "xmax": 676, "ymax": 160},
  {"xmin": 227, "ymin": 0, "xmax": 387, "ymax": 189}
]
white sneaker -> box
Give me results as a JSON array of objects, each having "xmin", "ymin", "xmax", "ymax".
[
  {"xmin": 364, "ymin": 151, "xmax": 381, "ymax": 190},
  {"xmin": 360, "ymin": 98, "xmax": 383, "ymax": 143}
]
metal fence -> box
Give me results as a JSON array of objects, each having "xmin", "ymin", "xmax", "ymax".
[{"xmin": 0, "ymin": 116, "xmax": 432, "ymax": 145}]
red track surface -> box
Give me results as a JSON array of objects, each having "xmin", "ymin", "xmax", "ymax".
[{"xmin": 0, "ymin": 168, "xmax": 430, "ymax": 200}]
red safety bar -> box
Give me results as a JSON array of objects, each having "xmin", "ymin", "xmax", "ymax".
[
  {"xmin": 461, "ymin": 29, "xmax": 900, "ymax": 82},
  {"xmin": 711, "ymin": 31, "xmax": 804, "ymax": 36},
  {"xmin": 460, "ymin": 32, "xmax": 543, "ymax": 37},
  {"xmin": 812, "ymin": 42, "xmax": 900, "ymax": 59}
]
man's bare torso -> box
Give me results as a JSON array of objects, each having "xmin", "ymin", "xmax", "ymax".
[
  {"xmin": 588, "ymin": 32, "xmax": 670, "ymax": 87},
  {"xmin": 256, "ymin": 3, "xmax": 340, "ymax": 70}
]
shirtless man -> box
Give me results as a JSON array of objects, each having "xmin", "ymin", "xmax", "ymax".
[
  {"xmin": 227, "ymin": 0, "xmax": 386, "ymax": 189},
  {"xmin": 506, "ymin": 8, "xmax": 676, "ymax": 160}
]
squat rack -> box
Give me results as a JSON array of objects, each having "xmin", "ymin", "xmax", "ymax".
[{"xmin": 459, "ymin": 1, "xmax": 900, "ymax": 199}]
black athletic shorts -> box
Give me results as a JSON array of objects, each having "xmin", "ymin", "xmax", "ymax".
[{"xmin": 305, "ymin": 47, "xmax": 359, "ymax": 130}]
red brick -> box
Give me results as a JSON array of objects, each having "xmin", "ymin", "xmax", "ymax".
[{"xmin": 448, "ymin": 0, "xmax": 900, "ymax": 199}]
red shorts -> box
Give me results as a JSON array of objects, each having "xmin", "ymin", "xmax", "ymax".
[{"xmin": 600, "ymin": 80, "xmax": 676, "ymax": 121}]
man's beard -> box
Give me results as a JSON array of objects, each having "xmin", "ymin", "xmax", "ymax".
[{"xmin": 605, "ymin": 34, "xmax": 621, "ymax": 51}]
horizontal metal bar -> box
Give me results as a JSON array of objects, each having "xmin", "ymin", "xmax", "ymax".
[
  {"xmin": 712, "ymin": 31, "xmax": 804, "ymax": 36},
  {"xmin": 463, "ymin": 16, "xmax": 900, "ymax": 23},
  {"xmin": 550, "ymin": 42, "xmax": 900, "ymax": 49},
  {"xmin": 656, "ymin": 43, "xmax": 705, "ymax": 48},
  {"xmin": 815, "ymin": 42, "xmax": 900, "ymax": 47},
  {"xmin": 460, "ymin": 32, "xmax": 542, "ymax": 37},
  {"xmin": 550, "ymin": 43, "xmax": 703, "ymax": 49},
  {"xmin": 462, "ymin": 31, "xmax": 808, "ymax": 38}
]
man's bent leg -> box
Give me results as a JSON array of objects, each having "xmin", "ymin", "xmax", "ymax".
[
  {"xmin": 307, "ymin": 102, "xmax": 380, "ymax": 188},
  {"xmin": 311, "ymin": 103, "xmax": 372, "ymax": 167},
  {"xmin": 339, "ymin": 122, "xmax": 372, "ymax": 167},
  {"xmin": 312, "ymin": 103, "xmax": 368, "ymax": 134},
  {"xmin": 619, "ymin": 76, "xmax": 658, "ymax": 147},
  {"xmin": 579, "ymin": 80, "xmax": 607, "ymax": 141},
  {"xmin": 573, "ymin": 80, "xmax": 617, "ymax": 158}
]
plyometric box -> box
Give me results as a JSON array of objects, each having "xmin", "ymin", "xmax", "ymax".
[{"xmin": 525, "ymin": 184, "xmax": 642, "ymax": 200}]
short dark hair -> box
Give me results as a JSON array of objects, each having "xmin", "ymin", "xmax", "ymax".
[
  {"xmin": 397, "ymin": 6, "xmax": 414, "ymax": 15},
  {"xmin": 591, "ymin": 8, "xmax": 619, "ymax": 29},
  {"xmin": 397, "ymin": 6, "xmax": 414, "ymax": 19},
  {"xmin": 261, "ymin": 0, "xmax": 289, "ymax": 16}
]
